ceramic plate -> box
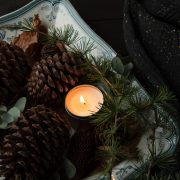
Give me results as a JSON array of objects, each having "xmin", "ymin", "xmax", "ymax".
[{"xmin": 0, "ymin": 0, "xmax": 179, "ymax": 179}]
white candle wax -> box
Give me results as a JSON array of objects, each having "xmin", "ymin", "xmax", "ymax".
[{"xmin": 65, "ymin": 85, "xmax": 104, "ymax": 117}]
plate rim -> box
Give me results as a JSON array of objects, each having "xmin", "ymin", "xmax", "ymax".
[{"xmin": 0, "ymin": 0, "xmax": 116, "ymax": 58}]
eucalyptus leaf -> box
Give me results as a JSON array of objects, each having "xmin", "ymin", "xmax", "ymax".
[
  {"xmin": 124, "ymin": 62, "xmax": 133, "ymax": 74},
  {"xmin": 15, "ymin": 97, "xmax": 27, "ymax": 112},
  {"xmin": 1, "ymin": 113, "xmax": 14, "ymax": 124},
  {"xmin": 8, "ymin": 107, "xmax": 20, "ymax": 120},
  {"xmin": 0, "ymin": 105, "xmax": 7, "ymax": 112},
  {"xmin": 96, "ymin": 83, "xmax": 110, "ymax": 94},
  {"xmin": 111, "ymin": 57, "xmax": 124, "ymax": 74},
  {"xmin": 64, "ymin": 157, "xmax": 76, "ymax": 179},
  {"xmin": 0, "ymin": 121, "xmax": 8, "ymax": 129}
]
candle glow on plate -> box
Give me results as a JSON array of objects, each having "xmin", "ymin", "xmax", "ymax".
[{"xmin": 65, "ymin": 85, "xmax": 104, "ymax": 117}]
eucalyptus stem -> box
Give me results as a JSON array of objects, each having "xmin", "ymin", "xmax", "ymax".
[{"xmin": 115, "ymin": 114, "xmax": 119, "ymax": 125}]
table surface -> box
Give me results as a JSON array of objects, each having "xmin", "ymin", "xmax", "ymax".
[{"xmin": 0, "ymin": 0, "xmax": 126, "ymax": 56}]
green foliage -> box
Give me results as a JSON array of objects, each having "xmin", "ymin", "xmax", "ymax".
[
  {"xmin": 70, "ymin": 38, "xmax": 96, "ymax": 56},
  {"xmin": 153, "ymin": 86, "xmax": 176, "ymax": 104},
  {"xmin": 0, "ymin": 97, "xmax": 27, "ymax": 129},
  {"xmin": 21, "ymin": 18, "xmax": 35, "ymax": 31},
  {"xmin": 112, "ymin": 57, "xmax": 124, "ymax": 74},
  {"xmin": 47, "ymin": 26, "xmax": 96, "ymax": 56},
  {"xmin": 0, "ymin": 18, "xmax": 33, "ymax": 32},
  {"xmin": 133, "ymin": 125, "xmax": 177, "ymax": 180},
  {"xmin": 136, "ymin": 172, "xmax": 180, "ymax": 180},
  {"xmin": 15, "ymin": 97, "xmax": 27, "ymax": 112},
  {"xmin": 124, "ymin": 62, "xmax": 133, "ymax": 75},
  {"xmin": 111, "ymin": 56, "xmax": 133, "ymax": 76},
  {"xmin": 0, "ymin": 18, "xmax": 95, "ymax": 57},
  {"xmin": 0, "ymin": 105, "xmax": 7, "ymax": 113},
  {"xmin": 1, "ymin": 17, "xmax": 96, "ymax": 58},
  {"xmin": 81, "ymin": 53, "xmax": 176, "ymax": 178},
  {"xmin": 48, "ymin": 25, "xmax": 79, "ymax": 45},
  {"xmin": 63, "ymin": 157, "xmax": 76, "ymax": 179}
]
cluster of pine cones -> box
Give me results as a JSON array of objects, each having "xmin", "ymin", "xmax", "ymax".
[{"xmin": 0, "ymin": 16, "xmax": 95, "ymax": 180}]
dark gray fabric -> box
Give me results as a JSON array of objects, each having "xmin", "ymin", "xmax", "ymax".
[
  {"xmin": 123, "ymin": 0, "xmax": 167, "ymax": 94},
  {"xmin": 123, "ymin": 0, "xmax": 180, "ymax": 100},
  {"xmin": 123, "ymin": 0, "xmax": 180, "ymax": 168},
  {"xmin": 141, "ymin": 0, "xmax": 180, "ymax": 28}
]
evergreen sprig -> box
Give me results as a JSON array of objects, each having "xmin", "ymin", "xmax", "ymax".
[
  {"xmin": 70, "ymin": 38, "xmax": 96, "ymax": 56},
  {"xmin": 82, "ymin": 54, "xmax": 176, "ymax": 179},
  {"xmin": 134, "ymin": 132, "xmax": 177, "ymax": 180},
  {"xmin": 0, "ymin": 17, "xmax": 95, "ymax": 56},
  {"xmin": 136, "ymin": 172, "xmax": 180, "ymax": 180},
  {"xmin": 48, "ymin": 25, "xmax": 80, "ymax": 45}
]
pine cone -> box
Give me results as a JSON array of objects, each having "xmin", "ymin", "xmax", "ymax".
[
  {"xmin": 0, "ymin": 40, "xmax": 30, "ymax": 105},
  {"xmin": 0, "ymin": 105, "xmax": 70, "ymax": 180},
  {"xmin": 27, "ymin": 41, "xmax": 85, "ymax": 103},
  {"xmin": 68, "ymin": 123, "xmax": 96, "ymax": 180}
]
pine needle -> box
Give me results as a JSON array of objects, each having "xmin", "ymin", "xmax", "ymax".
[
  {"xmin": 70, "ymin": 38, "xmax": 96, "ymax": 56},
  {"xmin": 48, "ymin": 25, "xmax": 79, "ymax": 45}
]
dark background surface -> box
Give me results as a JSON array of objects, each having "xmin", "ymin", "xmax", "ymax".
[{"xmin": 0, "ymin": 0, "xmax": 127, "ymax": 56}]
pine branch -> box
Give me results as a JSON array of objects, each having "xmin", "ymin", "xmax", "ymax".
[
  {"xmin": 0, "ymin": 17, "xmax": 95, "ymax": 56},
  {"xmin": 153, "ymin": 86, "xmax": 176, "ymax": 105},
  {"xmin": 135, "ymin": 168, "xmax": 180, "ymax": 180},
  {"xmin": 70, "ymin": 38, "xmax": 96, "ymax": 56},
  {"xmin": 83, "ymin": 53, "xmax": 176, "ymax": 179},
  {"xmin": 48, "ymin": 25, "xmax": 80, "ymax": 45},
  {"xmin": 0, "ymin": 16, "xmax": 40, "ymax": 32},
  {"xmin": 134, "ymin": 125, "xmax": 177, "ymax": 180}
]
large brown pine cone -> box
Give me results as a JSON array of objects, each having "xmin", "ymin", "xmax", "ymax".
[
  {"xmin": 27, "ymin": 41, "xmax": 85, "ymax": 103},
  {"xmin": 68, "ymin": 122, "xmax": 96, "ymax": 180},
  {"xmin": 0, "ymin": 105, "xmax": 70, "ymax": 180},
  {"xmin": 0, "ymin": 40, "xmax": 30, "ymax": 105}
]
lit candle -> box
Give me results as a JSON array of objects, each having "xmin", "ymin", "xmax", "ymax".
[{"xmin": 65, "ymin": 85, "xmax": 104, "ymax": 117}]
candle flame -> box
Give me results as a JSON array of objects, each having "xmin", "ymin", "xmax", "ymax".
[{"xmin": 80, "ymin": 96, "xmax": 86, "ymax": 104}]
